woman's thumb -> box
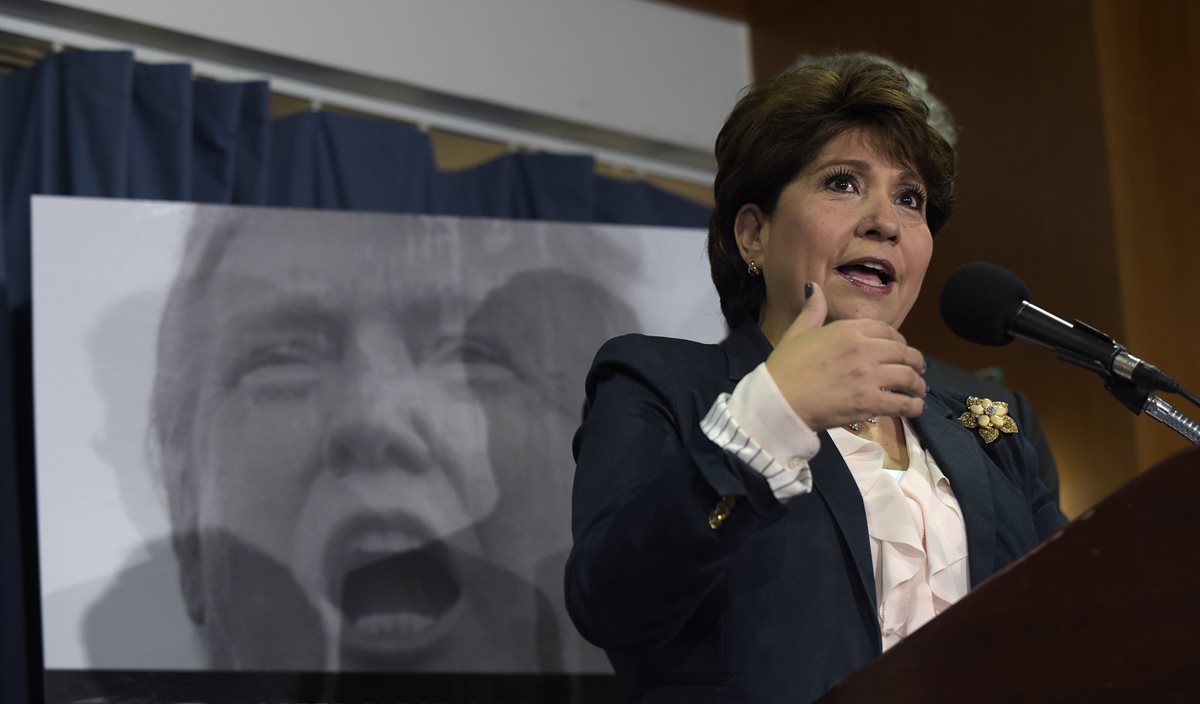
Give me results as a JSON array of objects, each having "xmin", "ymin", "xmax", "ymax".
[{"xmin": 782, "ymin": 281, "xmax": 828, "ymax": 339}]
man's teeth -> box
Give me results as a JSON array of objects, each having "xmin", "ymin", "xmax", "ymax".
[
  {"xmin": 354, "ymin": 530, "xmax": 424, "ymax": 554},
  {"xmin": 353, "ymin": 612, "xmax": 436, "ymax": 637}
]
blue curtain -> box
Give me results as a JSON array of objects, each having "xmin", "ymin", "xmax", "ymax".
[{"xmin": 0, "ymin": 50, "xmax": 711, "ymax": 703}]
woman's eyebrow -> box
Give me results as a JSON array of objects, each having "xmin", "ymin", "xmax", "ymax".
[
  {"xmin": 392, "ymin": 292, "xmax": 475, "ymax": 321},
  {"xmin": 812, "ymin": 158, "xmax": 873, "ymax": 172},
  {"xmin": 812, "ymin": 158, "xmax": 922, "ymax": 184}
]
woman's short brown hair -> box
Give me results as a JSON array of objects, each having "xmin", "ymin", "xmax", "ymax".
[{"xmin": 707, "ymin": 53, "xmax": 958, "ymax": 328}]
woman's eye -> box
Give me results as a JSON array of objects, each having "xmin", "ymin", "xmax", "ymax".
[
  {"xmin": 896, "ymin": 188, "xmax": 927, "ymax": 211},
  {"xmin": 430, "ymin": 335, "xmax": 496, "ymax": 365},
  {"xmin": 429, "ymin": 336, "xmax": 519, "ymax": 385},
  {"xmin": 451, "ymin": 342, "xmax": 492, "ymax": 365},
  {"xmin": 824, "ymin": 171, "xmax": 858, "ymax": 194}
]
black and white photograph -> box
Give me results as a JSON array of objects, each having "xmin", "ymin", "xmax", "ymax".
[{"xmin": 33, "ymin": 197, "xmax": 722, "ymax": 684}]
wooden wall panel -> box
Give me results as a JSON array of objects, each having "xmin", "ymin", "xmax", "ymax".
[
  {"xmin": 747, "ymin": 0, "xmax": 1141, "ymax": 516},
  {"xmin": 1093, "ymin": 0, "xmax": 1200, "ymax": 472}
]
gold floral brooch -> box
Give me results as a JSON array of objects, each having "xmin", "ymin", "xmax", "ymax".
[{"xmin": 958, "ymin": 396, "xmax": 1019, "ymax": 443}]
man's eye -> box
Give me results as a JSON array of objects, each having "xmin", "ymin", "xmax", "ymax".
[
  {"xmin": 433, "ymin": 337, "xmax": 508, "ymax": 367},
  {"xmin": 235, "ymin": 341, "xmax": 327, "ymax": 401}
]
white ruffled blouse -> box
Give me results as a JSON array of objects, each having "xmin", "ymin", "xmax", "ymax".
[
  {"xmin": 827, "ymin": 423, "xmax": 970, "ymax": 650},
  {"xmin": 701, "ymin": 363, "xmax": 971, "ymax": 650}
]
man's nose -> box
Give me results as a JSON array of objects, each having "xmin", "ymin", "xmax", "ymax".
[{"xmin": 321, "ymin": 337, "xmax": 432, "ymax": 476}]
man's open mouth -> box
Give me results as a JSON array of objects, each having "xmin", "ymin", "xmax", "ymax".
[
  {"xmin": 836, "ymin": 259, "xmax": 894, "ymax": 289},
  {"xmin": 329, "ymin": 524, "xmax": 465, "ymax": 654}
]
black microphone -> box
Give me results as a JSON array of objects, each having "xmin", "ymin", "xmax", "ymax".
[{"xmin": 939, "ymin": 261, "xmax": 1180, "ymax": 393}]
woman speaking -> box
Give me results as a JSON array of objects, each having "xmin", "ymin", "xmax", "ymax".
[{"xmin": 565, "ymin": 53, "xmax": 1065, "ymax": 703}]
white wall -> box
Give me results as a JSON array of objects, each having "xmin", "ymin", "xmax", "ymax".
[{"xmin": 47, "ymin": 0, "xmax": 751, "ymax": 154}]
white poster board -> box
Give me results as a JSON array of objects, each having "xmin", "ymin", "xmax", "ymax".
[{"xmin": 32, "ymin": 196, "xmax": 723, "ymax": 681}]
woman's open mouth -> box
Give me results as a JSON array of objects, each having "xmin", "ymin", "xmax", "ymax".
[
  {"xmin": 835, "ymin": 259, "xmax": 894, "ymax": 292},
  {"xmin": 327, "ymin": 521, "xmax": 466, "ymax": 655}
]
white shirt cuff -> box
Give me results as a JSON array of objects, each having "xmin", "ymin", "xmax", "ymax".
[{"xmin": 699, "ymin": 363, "xmax": 818, "ymax": 501}]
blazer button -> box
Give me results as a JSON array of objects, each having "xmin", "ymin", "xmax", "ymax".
[{"xmin": 708, "ymin": 495, "xmax": 737, "ymax": 530}]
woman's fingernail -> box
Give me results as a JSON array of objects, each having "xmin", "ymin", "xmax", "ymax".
[{"xmin": 804, "ymin": 282, "xmax": 813, "ymax": 300}]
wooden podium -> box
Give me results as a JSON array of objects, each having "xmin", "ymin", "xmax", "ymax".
[{"xmin": 818, "ymin": 446, "xmax": 1200, "ymax": 703}]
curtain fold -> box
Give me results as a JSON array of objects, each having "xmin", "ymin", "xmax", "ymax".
[
  {"xmin": 1, "ymin": 51, "xmax": 131, "ymax": 302},
  {"xmin": 266, "ymin": 111, "xmax": 435, "ymax": 211},
  {"xmin": 595, "ymin": 176, "xmax": 712, "ymax": 227},
  {"xmin": 127, "ymin": 63, "xmax": 194, "ymax": 200},
  {"xmin": 432, "ymin": 152, "xmax": 598, "ymax": 221},
  {"xmin": 0, "ymin": 281, "xmax": 31, "ymax": 704},
  {"xmin": 191, "ymin": 79, "xmax": 271, "ymax": 204},
  {"xmin": 0, "ymin": 50, "xmax": 711, "ymax": 703}
]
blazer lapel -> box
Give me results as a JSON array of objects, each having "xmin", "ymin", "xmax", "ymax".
[
  {"xmin": 722, "ymin": 321, "xmax": 878, "ymax": 614},
  {"xmin": 910, "ymin": 392, "xmax": 997, "ymax": 587},
  {"xmin": 721, "ymin": 320, "xmax": 773, "ymax": 382},
  {"xmin": 810, "ymin": 434, "xmax": 878, "ymax": 616}
]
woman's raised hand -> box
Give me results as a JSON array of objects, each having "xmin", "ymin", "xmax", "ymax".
[{"xmin": 763, "ymin": 282, "xmax": 927, "ymax": 431}]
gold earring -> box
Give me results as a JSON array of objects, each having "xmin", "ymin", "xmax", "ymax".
[{"xmin": 747, "ymin": 261, "xmax": 761, "ymax": 276}]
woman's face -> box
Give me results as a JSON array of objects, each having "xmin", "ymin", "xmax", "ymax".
[{"xmin": 741, "ymin": 128, "xmax": 934, "ymax": 337}]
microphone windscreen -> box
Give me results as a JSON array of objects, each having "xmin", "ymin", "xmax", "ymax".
[{"xmin": 939, "ymin": 261, "xmax": 1030, "ymax": 346}]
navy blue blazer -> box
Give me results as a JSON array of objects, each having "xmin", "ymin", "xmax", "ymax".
[{"xmin": 566, "ymin": 321, "xmax": 1066, "ymax": 704}]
